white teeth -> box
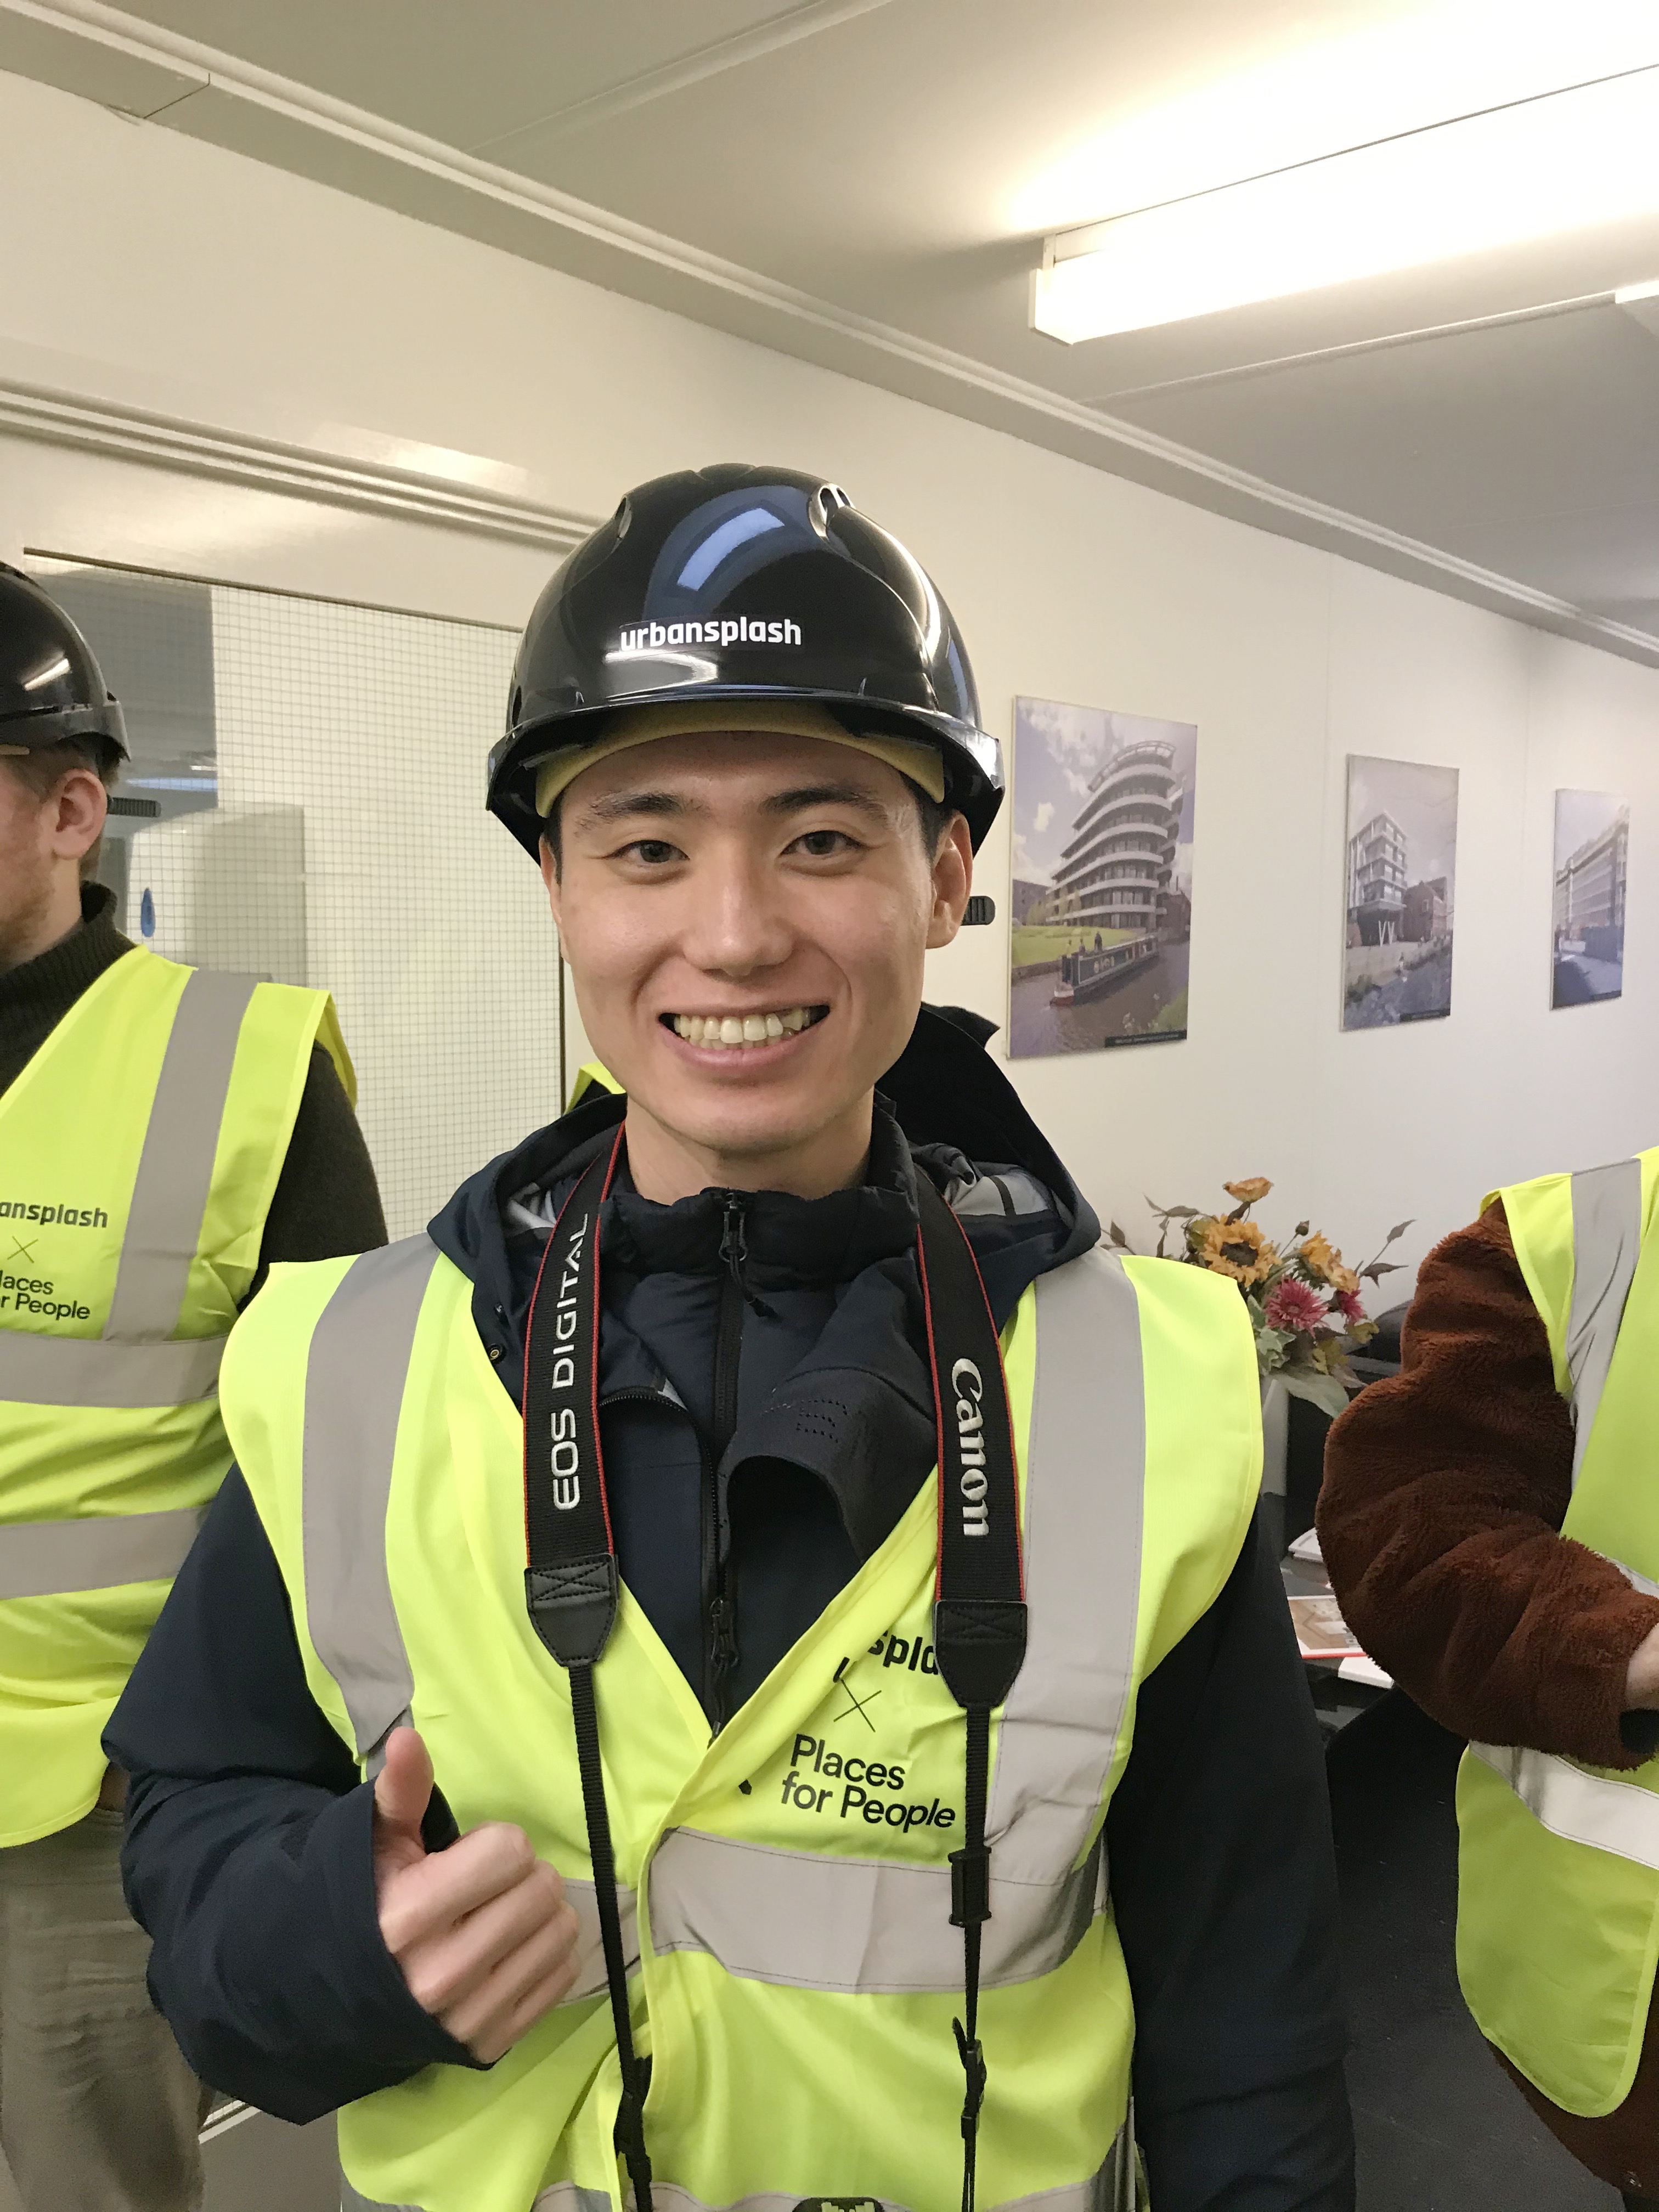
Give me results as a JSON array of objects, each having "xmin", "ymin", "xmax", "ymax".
[{"xmin": 670, "ymin": 1006, "xmax": 820, "ymax": 1048}]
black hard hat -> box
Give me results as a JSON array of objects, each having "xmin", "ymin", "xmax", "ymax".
[
  {"xmin": 487, "ymin": 465, "xmax": 1002, "ymax": 857},
  {"xmin": 0, "ymin": 564, "xmax": 128, "ymax": 763}
]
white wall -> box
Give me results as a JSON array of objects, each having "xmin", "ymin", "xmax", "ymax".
[{"xmin": 3, "ymin": 67, "xmax": 1656, "ymax": 1292}]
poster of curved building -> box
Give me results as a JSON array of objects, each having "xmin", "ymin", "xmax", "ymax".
[
  {"xmin": 1008, "ymin": 698, "xmax": 1195, "ymax": 1058},
  {"xmin": 1552, "ymin": 789, "xmax": 1627, "ymax": 1007},
  {"xmin": 1343, "ymin": 755, "xmax": 1458, "ymax": 1028}
]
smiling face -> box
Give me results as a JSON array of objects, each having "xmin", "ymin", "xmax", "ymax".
[{"xmin": 542, "ymin": 729, "xmax": 971, "ymax": 1202}]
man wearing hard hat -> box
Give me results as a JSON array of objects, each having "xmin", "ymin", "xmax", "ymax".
[
  {"xmin": 110, "ymin": 470, "xmax": 1352, "ymax": 2212},
  {"xmin": 0, "ymin": 563, "xmax": 385, "ymax": 2211}
]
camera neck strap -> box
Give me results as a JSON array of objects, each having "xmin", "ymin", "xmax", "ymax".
[{"xmin": 521, "ymin": 1133, "xmax": 1028, "ymax": 2212}]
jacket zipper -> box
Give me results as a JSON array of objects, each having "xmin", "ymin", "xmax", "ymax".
[{"xmin": 703, "ymin": 1195, "xmax": 753, "ymax": 1730}]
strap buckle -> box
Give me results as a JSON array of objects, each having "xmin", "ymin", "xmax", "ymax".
[
  {"xmin": 949, "ymin": 1842, "xmax": 991, "ymax": 1928},
  {"xmin": 953, "ymin": 2017, "xmax": 988, "ymax": 2134}
]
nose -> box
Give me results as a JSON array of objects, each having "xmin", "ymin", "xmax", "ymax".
[{"xmin": 679, "ymin": 842, "xmax": 794, "ymax": 980}]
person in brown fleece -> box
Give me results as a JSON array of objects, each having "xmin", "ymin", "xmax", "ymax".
[{"xmin": 1319, "ymin": 1193, "xmax": 1659, "ymax": 2210}]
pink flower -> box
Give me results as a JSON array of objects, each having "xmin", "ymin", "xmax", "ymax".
[
  {"xmin": 1331, "ymin": 1289, "xmax": 1365, "ymax": 1323},
  {"xmin": 1265, "ymin": 1278, "xmax": 1325, "ymax": 1334}
]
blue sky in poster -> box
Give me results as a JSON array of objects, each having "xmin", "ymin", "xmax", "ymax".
[{"xmin": 1011, "ymin": 697, "xmax": 1197, "ymax": 890}]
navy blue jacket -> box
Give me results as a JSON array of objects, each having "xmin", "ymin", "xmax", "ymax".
[{"xmin": 108, "ymin": 1009, "xmax": 1353, "ymax": 2210}]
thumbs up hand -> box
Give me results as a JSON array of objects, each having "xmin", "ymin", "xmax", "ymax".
[{"xmin": 371, "ymin": 1726, "xmax": 581, "ymax": 2062}]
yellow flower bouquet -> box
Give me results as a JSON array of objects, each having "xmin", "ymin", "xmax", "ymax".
[{"xmin": 1107, "ymin": 1180, "xmax": 1409, "ymax": 1417}]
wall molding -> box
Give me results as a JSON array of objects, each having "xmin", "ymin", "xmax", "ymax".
[
  {"xmin": 4, "ymin": 0, "xmax": 1658, "ymax": 665},
  {"xmin": 0, "ymin": 374, "xmax": 599, "ymax": 552}
]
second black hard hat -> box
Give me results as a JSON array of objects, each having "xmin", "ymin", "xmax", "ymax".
[
  {"xmin": 0, "ymin": 564, "xmax": 128, "ymax": 763},
  {"xmin": 487, "ymin": 465, "xmax": 1002, "ymax": 857}
]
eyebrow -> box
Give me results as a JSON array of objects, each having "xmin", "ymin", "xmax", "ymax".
[
  {"xmin": 573, "ymin": 780, "xmax": 888, "ymax": 827},
  {"xmin": 761, "ymin": 782, "xmax": 888, "ymax": 820},
  {"xmin": 573, "ymin": 788, "xmax": 702, "ymax": 826}
]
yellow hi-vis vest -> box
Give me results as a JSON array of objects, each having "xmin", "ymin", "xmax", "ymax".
[
  {"xmin": 0, "ymin": 946, "xmax": 352, "ymax": 1847},
  {"xmin": 1457, "ymin": 1148, "xmax": 1659, "ymax": 2115},
  {"xmin": 223, "ymin": 1226, "xmax": 1261, "ymax": 2212}
]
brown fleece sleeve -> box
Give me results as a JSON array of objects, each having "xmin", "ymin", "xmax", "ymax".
[{"xmin": 1317, "ymin": 1200, "xmax": 1659, "ymax": 1769}]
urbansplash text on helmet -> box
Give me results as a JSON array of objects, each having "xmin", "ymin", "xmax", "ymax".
[{"xmin": 614, "ymin": 617, "xmax": 802, "ymax": 653}]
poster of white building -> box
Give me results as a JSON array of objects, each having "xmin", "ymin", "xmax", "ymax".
[
  {"xmin": 1343, "ymin": 756, "xmax": 1458, "ymax": 1029},
  {"xmin": 1008, "ymin": 699, "xmax": 1195, "ymax": 1059},
  {"xmin": 1552, "ymin": 789, "xmax": 1628, "ymax": 1007}
]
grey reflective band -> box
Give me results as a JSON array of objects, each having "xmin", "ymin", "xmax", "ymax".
[
  {"xmin": 1565, "ymin": 1157, "xmax": 1643, "ymax": 1488},
  {"xmin": 345, "ymin": 2132, "xmax": 1130, "ymax": 2212},
  {"xmin": 303, "ymin": 1238, "xmax": 442, "ymax": 1759},
  {"xmin": 1469, "ymin": 1740, "xmax": 1659, "ymax": 1871},
  {"xmin": 648, "ymin": 1827, "xmax": 1102, "ymax": 1995},
  {"xmin": 0, "ymin": 1330, "xmax": 226, "ymax": 1410},
  {"xmin": 0, "ymin": 1503, "xmax": 205, "ymax": 1599},
  {"xmin": 105, "ymin": 969, "xmax": 260, "ymax": 1340},
  {"xmin": 563, "ymin": 1877, "xmax": 640, "ymax": 2001},
  {"xmin": 989, "ymin": 1249, "xmax": 1143, "ymax": 1883},
  {"xmin": 0, "ymin": 965, "xmax": 259, "ymax": 1413}
]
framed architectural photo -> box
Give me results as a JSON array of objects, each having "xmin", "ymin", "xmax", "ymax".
[
  {"xmin": 1008, "ymin": 698, "xmax": 1195, "ymax": 1058},
  {"xmin": 1551, "ymin": 790, "xmax": 1627, "ymax": 1008},
  {"xmin": 1342, "ymin": 756, "xmax": 1458, "ymax": 1029}
]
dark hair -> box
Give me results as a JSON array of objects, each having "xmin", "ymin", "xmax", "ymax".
[
  {"xmin": 540, "ymin": 776, "xmax": 953, "ymax": 877},
  {"xmin": 3, "ymin": 736, "xmax": 120, "ymax": 801}
]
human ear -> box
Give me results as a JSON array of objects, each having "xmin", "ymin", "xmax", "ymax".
[
  {"xmin": 540, "ymin": 833, "xmax": 562, "ymax": 928},
  {"xmin": 926, "ymin": 814, "xmax": 972, "ymax": 950},
  {"xmin": 50, "ymin": 768, "xmax": 108, "ymax": 864}
]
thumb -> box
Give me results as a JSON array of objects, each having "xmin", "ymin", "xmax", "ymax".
[{"xmin": 373, "ymin": 1725, "xmax": 434, "ymax": 1847}]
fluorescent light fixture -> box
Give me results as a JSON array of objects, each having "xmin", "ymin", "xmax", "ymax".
[
  {"xmin": 1032, "ymin": 65, "xmax": 1659, "ymax": 343},
  {"xmin": 1615, "ymin": 277, "xmax": 1659, "ymax": 303}
]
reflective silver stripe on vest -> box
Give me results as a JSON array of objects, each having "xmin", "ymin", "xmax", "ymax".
[
  {"xmin": 648, "ymin": 1825, "xmax": 1103, "ymax": 1995},
  {"xmin": 0, "ymin": 1503, "xmax": 206, "ymax": 1599},
  {"xmin": 1469, "ymin": 1740, "xmax": 1659, "ymax": 1870},
  {"xmin": 341, "ymin": 2128, "xmax": 1133, "ymax": 2212},
  {"xmin": 303, "ymin": 1238, "xmax": 442, "ymax": 1761},
  {"xmin": 0, "ymin": 967, "xmax": 259, "ymax": 1413},
  {"xmin": 105, "ymin": 969, "xmax": 260, "ymax": 1340},
  {"xmin": 989, "ymin": 1248, "xmax": 1143, "ymax": 1883},
  {"xmin": 0, "ymin": 1330, "xmax": 228, "ymax": 1412},
  {"xmin": 623, "ymin": 2129, "xmax": 1133, "ymax": 2212},
  {"xmin": 1564, "ymin": 1157, "xmax": 1643, "ymax": 1488}
]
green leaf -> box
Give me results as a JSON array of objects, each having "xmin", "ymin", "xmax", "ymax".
[
  {"xmin": 1108, "ymin": 1221, "xmax": 1132, "ymax": 1250},
  {"xmin": 1386, "ymin": 1221, "xmax": 1413, "ymax": 1243},
  {"xmin": 1279, "ymin": 1369, "xmax": 1352, "ymax": 1419},
  {"xmin": 1362, "ymin": 1260, "xmax": 1404, "ymax": 1280},
  {"xmin": 1149, "ymin": 1200, "xmax": 1200, "ymax": 1220}
]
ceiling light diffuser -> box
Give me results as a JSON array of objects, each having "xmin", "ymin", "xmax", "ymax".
[{"xmin": 1032, "ymin": 66, "xmax": 1659, "ymax": 343}]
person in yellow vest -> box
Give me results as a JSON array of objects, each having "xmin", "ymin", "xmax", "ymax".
[
  {"xmin": 0, "ymin": 563, "xmax": 387, "ymax": 2212},
  {"xmin": 1320, "ymin": 1158, "xmax": 1659, "ymax": 2209},
  {"xmin": 109, "ymin": 469, "xmax": 1352, "ymax": 2212}
]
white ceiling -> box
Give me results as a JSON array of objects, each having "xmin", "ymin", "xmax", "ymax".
[{"xmin": 6, "ymin": 0, "xmax": 1659, "ymax": 654}]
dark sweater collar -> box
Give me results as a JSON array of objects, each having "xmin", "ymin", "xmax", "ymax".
[
  {"xmin": 602, "ymin": 1105, "xmax": 920, "ymax": 1290},
  {"xmin": 0, "ymin": 884, "xmax": 133, "ymax": 1098}
]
